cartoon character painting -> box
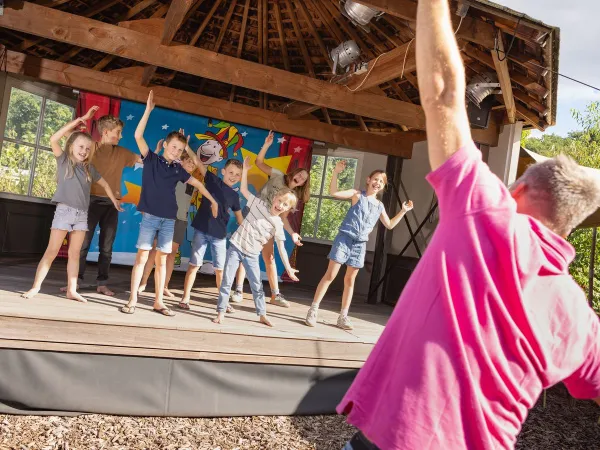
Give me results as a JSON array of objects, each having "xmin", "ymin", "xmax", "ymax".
[{"xmin": 194, "ymin": 120, "xmax": 244, "ymax": 166}]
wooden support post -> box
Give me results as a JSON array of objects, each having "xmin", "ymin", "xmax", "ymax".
[{"xmin": 368, "ymin": 156, "xmax": 402, "ymax": 305}]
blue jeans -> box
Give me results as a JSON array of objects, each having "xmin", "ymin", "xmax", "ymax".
[
  {"xmin": 343, "ymin": 432, "xmax": 380, "ymax": 450},
  {"xmin": 136, "ymin": 213, "xmax": 175, "ymax": 253},
  {"xmin": 217, "ymin": 245, "xmax": 266, "ymax": 316},
  {"xmin": 189, "ymin": 230, "xmax": 227, "ymax": 269}
]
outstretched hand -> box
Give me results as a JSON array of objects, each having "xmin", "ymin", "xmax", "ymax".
[
  {"xmin": 81, "ymin": 105, "xmax": 99, "ymax": 122},
  {"xmin": 154, "ymin": 139, "xmax": 164, "ymax": 154},
  {"xmin": 243, "ymin": 156, "xmax": 252, "ymax": 171},
  {"xmin": 333, "ymin": 160, "xmax": 346, "ymax": 174},
  {"xmin": 146, "ymin": 90, "xmax": 155, "ymax": 111},
  {"xmin": 402, "ymin": 200, "xmax": 414, "ymax": 212},
  {"xmin": 264, "ymin": 130, "xmax": 274, "ymax": 147},
  {"xmin": 292, "ymin": 233, "xmax": 303, "ymax": 247},
  {"xmin": 286, "ymin": 268, "xmax": 300, "ymax": 282},
  {"xmin": 112, "ymin": 200, "xmax": 125, "ymax": 212}
]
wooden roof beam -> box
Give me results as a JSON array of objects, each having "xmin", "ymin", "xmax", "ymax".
[
  {"xmin": 491, "ymin": 30, "xmax": 516, "ymax": 124},
  {"xmin": 0, "ymin": 2, "xmax": 426, "ymax": 128},
  {"xmin": 284, "ymin": 0, "xmax": 315, "ymax": 77},
  {"xmin": 3, "ymin": 49, "xmax": 422, "ymax": 157}
]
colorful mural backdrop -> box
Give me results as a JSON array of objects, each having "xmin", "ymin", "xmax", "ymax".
[{"xmin": 70, "ymin": 92, "xmax": 313, "ymax": 279}]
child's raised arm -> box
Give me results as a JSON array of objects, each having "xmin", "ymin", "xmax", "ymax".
[
  {"xmin": 329, "ymin": 160, "xmax": 359, "ymax": 200},
  {"xmin": 182, "ymin": 132, "xmax": 207, "ymax": 177},
  {"xmin": 134, "ymin": 91, "xmax": 155, "ymax": 157},
  {"xmin": 255, "ymin": 131, "xmax": 275, "ymax": 176},
  {"xmin": 380, "ymin": 200, "xmax": 413, "ymax": 230},
  {"xmin": 187, "ymin": 177, "xmax": 219, "ymax": 218},
  {"xmin": 275, "ymin": 239, "xmax": 299, "ymax": 282},
  {"xmin": 49, "ymin": 106, "xmax": 99, "ymax": 157},
  {"xmin": 239, "ymin": 156, "xmax": 253, "ymax": 200}
]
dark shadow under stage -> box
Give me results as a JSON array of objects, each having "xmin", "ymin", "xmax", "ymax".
[{"xmin": 0, "ymin": 257, "xmax": 392, "ymax": 417}]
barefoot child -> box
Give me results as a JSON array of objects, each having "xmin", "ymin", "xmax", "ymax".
[
  {"xmin": 120, "ymin": 91, "xmax": 218, "ymax": 316},
  {"xmin": 23, "ymin": 113, "xmax": 123, "ymax": 301},
  {"xmin": 305, "ymin": 160, "xmax": 413, "ymax": 330},
  {"xmin": 213, "ymin": 157, "xmax": 300, "ymax": 327},
  {"xmin": 178, "ymin": 151, "xmax": 244, "ymax": 310},
  {"xmin": 232, "ymin": 131, "xmax": 310, "ymax": 307},
  {"xmin": 138, "ymin": 146, "xmax": 197, "ymax": 298}
]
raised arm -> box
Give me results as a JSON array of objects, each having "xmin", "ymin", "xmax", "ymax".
[
  {"xmin": 255, "ymin": 131, "xmax": 275, "ymax": 176},
  {"xmin": 134, "ymin": 91, "xmax": 155, "ymax": 157},
  {"xmin": 275, "ymin": 239, "xmax": 299, "ymax": 282},
  {"xmin": 329, "ymin": 160, "xmax": 359, "ymax": 200},
  {"xmin": 239, "ymin": 156, "xmax": 253, "ymax": 200},
  {"xmin": 187, "ymin": 177, "xmax": 219, "ymax": 218},
  {"xmin": 380, "ymin": 201, "xmax": 413, "ymax": 230},
  {"xmin": 49, "ymin": 106, "xmax": 99, "ymax": 157},
  {"xmin": 183, "ymin": 137, "xmax": 206, "ymax": 177},
  {"xmin": 416, "ymin": 0, "xmax": 472, "ymax": 171}
]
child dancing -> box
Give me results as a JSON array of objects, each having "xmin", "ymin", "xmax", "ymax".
[
  {"xmin": 120, "ymin": 91, "xmax": 218, "ymax": 317},
  {"xmin": 231, "ymin": 131, "xmax": 310, "ymax": 307},
  {"xmin": 22, "ymin": 109, "xmax": 122, "ymax": 301},
  {"xmin": 305, "ymin": 160, "xmax": 413, "ymax": 330},
  {"xmin": 213, "ymin": 157, "xmax": 299, "ymax": 327}
]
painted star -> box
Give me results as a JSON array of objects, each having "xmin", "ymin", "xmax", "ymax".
[
  {"xmin": 162, "ymin": 124, "xmax": 169, "ymax": 130},
  {"xmin": 126, "ymin": 114, "xmax": 134, "ymax": 121},
  {"xmin": 241, "ymin": 148, "xmax": 291, "ymax": 190},
  {"xmin": 120, "ymin": 181, "xmax": 142, "ymax": 205},
  {"xmin": 241, "ymin": 131, "xmax": 248, "ymax": 137},
  {"xmin": 277, "ymin": 136, "xmax": 287, "ymax": 144},
  {"xmin": 294, "ymin": 146, "xmax": 303, "ymax": 153}
]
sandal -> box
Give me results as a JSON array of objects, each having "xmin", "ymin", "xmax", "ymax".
[
  {"xmin": 120, "ymin": 305, "xmax": 136, "ymax": 314},
  {"xmin": 153, "ymin": 307, "xmax": 175, "ymax": 317},
  {"xmin": 226, "ymin": 305, "xmax": 235, "ymax": 314},
  {"xmin": 177, "ymin": 302, "xmax": 190, "ymax": 310}
]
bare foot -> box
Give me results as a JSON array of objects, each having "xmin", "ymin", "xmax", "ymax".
[
  {"xmin": 97, "ymin": 286, "xmax": 115, "ymax": 296},
  {"xmin": 21, "ymin": 288, "xmax": 40, "ymax": 299},
  {"xmin": 259, "ymin": 315, "xmax": 273, "ymax": 327},
  {"xmin": 212, "ymin": 312, "xmax": 225, "ymax": 324},
  {"xmin": 163, "ymin": 287, "xmax": 175, "ymax": 298},
  {"xmin": 138, "ymin": 284, "xmax": 147, "ymax": 294},
  {"xmin": 60, "ymin": 285, "xmax": 77, "ymax": 293},
  {"xmin": 66, "ymin": 291, "xmax": 87, "ymax": 303}
]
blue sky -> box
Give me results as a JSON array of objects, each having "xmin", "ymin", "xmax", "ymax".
[{"xmin": 497, "ymin": 0, "xmax": 600, "ymax": 136}]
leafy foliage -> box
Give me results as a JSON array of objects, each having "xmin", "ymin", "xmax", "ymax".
[
  {"xmin": 522, "ymin": 101, "xmax": 600, "ymax": 313},
  {"xmin": 0, "ymin": 88, "xmax": 73, "ymax": 198}
]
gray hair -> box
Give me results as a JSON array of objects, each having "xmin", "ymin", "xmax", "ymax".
[{"xmin": 516, "ymin": 154, "xmax": 600, "ymax": 236}]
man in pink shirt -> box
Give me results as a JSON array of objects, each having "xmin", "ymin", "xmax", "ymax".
[{"xmin": 337, "ymin": 2, "xmax": 600, "ymax": 450}]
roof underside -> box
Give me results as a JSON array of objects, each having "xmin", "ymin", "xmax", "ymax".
[{"xmin": 0, "ymin": 0, "xmax": 560, "ymax": 137}]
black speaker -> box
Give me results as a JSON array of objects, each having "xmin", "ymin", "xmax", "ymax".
[{"xmin": 467, "ymin": 95, "xmax": 495, "ymax": 129}]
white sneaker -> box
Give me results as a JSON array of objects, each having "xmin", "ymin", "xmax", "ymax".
[
  {"xmin": 337, "ymin": 314, "xmax": 354, "ymax": 330},
  {"xmin": 271, "ymin": 293, "xmax": 290, "ymax": 308},
  {"xmin": 230, "ymin": 290, "xmax": 243, "ymax": 303},
  {"xmin": 305, "ymin": 306, "xmax": 318, "ymax": 327}
]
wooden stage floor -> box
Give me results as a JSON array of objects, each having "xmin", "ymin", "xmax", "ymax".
[{"xmin": 0, "ymin": 257, "xmax": 392, "ymax": 369}]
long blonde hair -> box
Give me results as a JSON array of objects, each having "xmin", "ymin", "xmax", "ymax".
[
  {"xmin": 284, "ymin": 168, "xmax": 311, "ymax": 204},
  {"xmin": 64, "ymin": 131, "xmax": 95, "ymax": 182}
]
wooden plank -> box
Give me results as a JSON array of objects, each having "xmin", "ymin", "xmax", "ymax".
[
  {"xmin": 284, "ymin": 0, "xmax": 314, "ymax": 77},
  {"xmin": 0, "ymin": 2, "xmax": 427, "ymax": 129},
  {"xmin": 273, "ymin": 2, "xmax": 290, "ymax": 71},
  {"xmin": 471, "ymin": 119, "xmax": 499, "ymax": 147},
  {"xmin": 161, "ymin": 0, "xmax": 195, "ymax": 45},
  {"xmin": 5, "ymin": 49, "xmax": 419, "ymax": 157},
  {"xmin": 285, "ymin": 102, "xmax": 320, "ymax": 119},
  {"xmin": 0, "ymin": 339, "xmax": 363, "ymax": 368},
  {"xmin": 214, "ymin": 0, "xmax": 237, "ymax": 53},
  {"xmin": 190, "ymin": 0, "xmax": 223, "ymax": 46},
  {"xmin": 118, "ymin": 18, "xmax": 166, "ymax": 38},
  {"xmin": 491, "ymin": 30, "xmax": 516, "ymax": 123},
  {"xmin": 122, "ymin": 0, "xmax": 157, "ymax": 21},
  {"xmin": 295, "ymin": 0, "xmax": 332, "ymax": 70},
  {"xmin": 306, "ymin": 0, "xmax": 345, "ymax": 43}
]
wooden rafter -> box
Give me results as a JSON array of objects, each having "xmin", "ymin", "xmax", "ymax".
[
  {"xmin": 306, "ymin": 0, "xmax": 345, "ymax": 44},
  {"xmin": 284, "ymin": 0, "xmax": 314, "ymax": 77},
  {"xmin": 3, "ymin": 49, "xmax": 424, "ymax": 157},
  {"xmin": 215, "ymin": 0, "xmax": 238, "ymax": 53},
  {"xmin": 273, "ymin": 2, "xmax": 291, "ymax": 71},
  {"xmin": 190, "ymin": 0, "xmax": 223, "ymax": 46},
  {"xmin": 294, "ymin": 0, "xmax": 332, "ymax": 70},
  {"xmin": 491, "ymin": 30, "xmax": 516, "ymax": 123},
  {"xmin": 229, "ymin": 0, "xmax": 251, "ymax": 102}
]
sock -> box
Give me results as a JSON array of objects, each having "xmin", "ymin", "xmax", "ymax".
[
  {"xmin": 272, "ymin": 288, "xmax": 280, "ymax": 296},
  {"xmin": 235, "ymin": 284, "xmax": 243, "ymax": 293},
  {"xmin": 341, "ymin": 308, "xmax": 349, "ymax": 317}
]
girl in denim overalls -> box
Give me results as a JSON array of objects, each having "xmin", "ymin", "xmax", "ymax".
[{"xmin": 305, "ymin": 160, "xmax": 413, "ymax": 330}]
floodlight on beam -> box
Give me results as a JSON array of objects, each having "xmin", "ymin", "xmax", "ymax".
[
  {"xmin": 466, "ymin": 72, "xmax": 501, "ymax": 129},
  {"xmin": 330, "ymin": 40, "xmax": 361, "ymax": 74},
  {"xmin": 340, "ymin": 0, "xmax": 384, "ymax": 33}
]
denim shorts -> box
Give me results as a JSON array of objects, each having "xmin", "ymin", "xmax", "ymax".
[
  {"xmin": 51, "ymin": 203, "xmax": 88, "ymax": 232},
  {"xmin": 189, "ymin": 230, "xmax": 227, "ymax": 269},
  {"xmin": 328, "ymin": 233, "xmax": 367, "ymax": 268},
  {"xmin": 137, "ymin": 213, "xmax": 175, "ymax": 253}
]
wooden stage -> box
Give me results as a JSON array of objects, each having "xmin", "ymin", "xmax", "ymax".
[{"xmin": 0, "ymin": 257, "xmax": 391, "ymax": 370}]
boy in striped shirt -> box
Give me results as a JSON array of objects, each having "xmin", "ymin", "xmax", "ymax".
[{"xmin": 213, "ymin": 156, "xmax": 299, "ymax": 327}]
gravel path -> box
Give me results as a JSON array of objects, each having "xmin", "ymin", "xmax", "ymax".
[{"xmin": 1, "ymin": 386, "xmax": 598, "ymax": 450}]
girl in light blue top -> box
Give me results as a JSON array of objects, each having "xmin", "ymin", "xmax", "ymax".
[{"xmin": 305, "ymin": 160, "xmax": 413, "ymax": 330}]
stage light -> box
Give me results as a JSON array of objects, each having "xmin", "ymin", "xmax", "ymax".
[
  {"xmin": 330, "ymin": 40, "xmax": 361, "ymax": 74},
  {"xmin": 466, "ymin": 72, "xmax": 501, "ymax": 107},
  {"xmin": 340, "ymin": 0, "xmax": 384, "ymax": 31}
]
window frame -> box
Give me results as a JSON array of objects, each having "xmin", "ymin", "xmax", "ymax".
[
  {"xmin": 302, "ymin": 148, "xmax": 364, "ymax": 244},
  {"xmin": 0, "ymin": 77, "xmax": 76, "ymax": 202}
]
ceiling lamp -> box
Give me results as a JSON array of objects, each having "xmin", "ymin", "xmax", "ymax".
[
  {"xmin": 466, "ymin": 72, "xmax": 501, "ymax": 107},
  {"xmin": 340, "ymin": 0, "xmax": 384, "ymax": 32},
  {"xmin": 330, "ymin": 40, "xmax": 361, "ymax": 74}
]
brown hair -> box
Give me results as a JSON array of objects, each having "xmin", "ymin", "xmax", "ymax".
[
  {"xmin": 64, "ymin": 131, "xmax": 95, "ymax": 182},
  {"xmin": 97, "ymin": 115, "xmax": 124, "ymax": 134},
  {"xmin": 165, "ymin": 131, "xmax": 187, "ymax": 145},
  {"xmin": 274, "ymin": 187, "xmax": 298, "ymax": 210},
  {"xmin": 225, "ymin": 159, "xmax": 243, "ymax": 170},
  {"xmin": 284, "ymin": 168, "xmax": 311, "ymax": 204},
  {"xmin": 367, "ymin": 170, "xmax": 388, "ymax": 196}
]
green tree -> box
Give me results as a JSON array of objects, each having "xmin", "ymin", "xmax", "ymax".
[{"xmin": 522, "ymin": 101, "xmax": 600, "ymax": 313}]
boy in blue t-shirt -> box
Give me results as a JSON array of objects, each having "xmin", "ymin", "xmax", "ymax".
[
  {"xmin": 178, "ymin": 145, "xmax": 244, "ymax": 310},
  {"xmin": 121, "ymin": 90, "xmax": 219, "ymax": 317}
]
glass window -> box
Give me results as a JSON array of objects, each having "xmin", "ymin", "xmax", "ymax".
[
  {"xmin": 0, "ymin": 82, "xmax": 74, "ymax": 199},
  {"xmin": 301, "ymin": 153, "xmax": 360, "ymax": 242}
]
